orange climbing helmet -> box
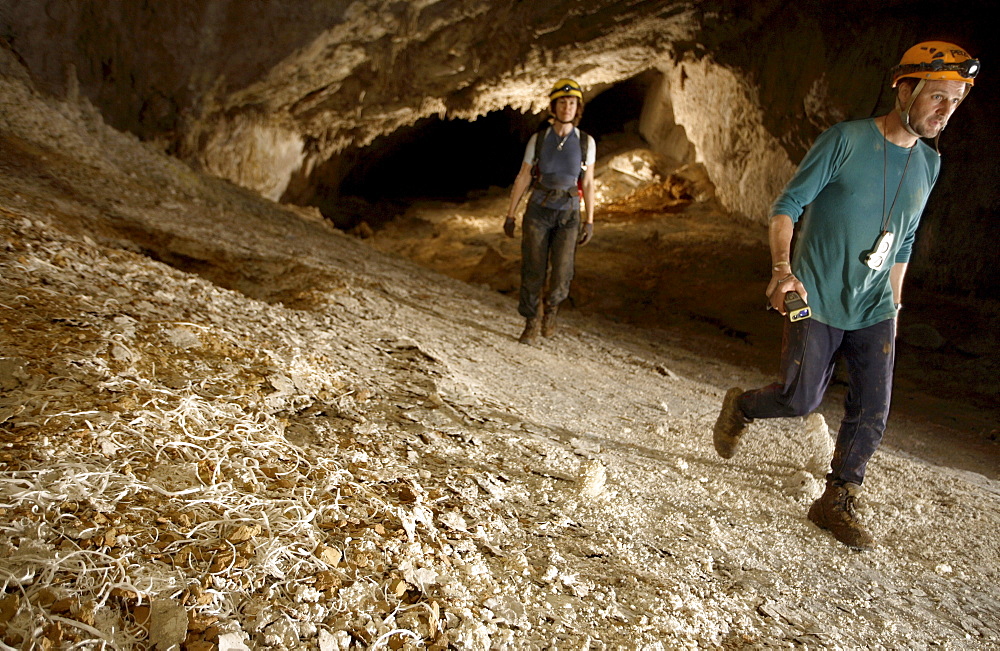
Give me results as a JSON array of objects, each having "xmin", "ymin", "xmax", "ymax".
[
  {"xmin": 891, "ymin": 42, "xmax": 980, "ymax": 149},
  {"xmin": 891, "ymin": 41, "xmax": 980, "ymax": 87}
]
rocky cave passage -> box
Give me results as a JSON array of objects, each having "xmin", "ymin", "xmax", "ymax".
[
  {"xmin": 2, "ymin": 3, "xmax": 1000, "ymax": 649},
  {"xmin": 3, "ymin": 0, "xmax": 996, "ymax": 418},
  {"xmin": 6, "ymin": 0, "xmax": 998, "ymax": 295},
  {"xmin": 296, "ymin": 72, "xmax": 670, "ymax": 229}
]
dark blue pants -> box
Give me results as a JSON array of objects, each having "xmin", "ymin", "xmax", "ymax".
[
  {"xmin": 518, "ymin": 202, "xmax": 580, "ymax": 318},
  {"xmin": 738, "ymin": 318, "xmax": 896, "ymax": 485}
]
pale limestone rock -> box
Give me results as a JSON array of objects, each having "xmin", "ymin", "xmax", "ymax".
[
  {"xmin": 149, "ymin": 599, "xmax": 188, "ymax": 651},
  {"xmin": 803, "ymin": 412, "xmax": 835, "ymax": 478},
  {"xmin": 579, "ymin": 459, "xmax": 607, "ymax": 498},
  {"xmin": 217, "ymin": 632, "xmax": 251, "ymax": 651}
]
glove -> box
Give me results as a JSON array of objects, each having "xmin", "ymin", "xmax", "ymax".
[
  {"xmin": 503, "ymin": 216, "xmax": 516, "ymax": 238},
  {"xmin": 578, "ymin": 222, "xmax": 594, "ymax": 246}
]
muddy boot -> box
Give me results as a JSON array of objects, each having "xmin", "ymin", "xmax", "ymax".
[
  {"xmin": 541, "ymin": 304, "xmax": 559, "ymax": 337},
  {"xmin": 712, "ymin": 387, "xmax": 752, "ymax": 459},
  {"xmin": 808, "ymin": 481, "xmax": 874, "ymax": 550},
  {"xmin": 518, "ymin": 316, "xmax": 541, "ymax": 344}
]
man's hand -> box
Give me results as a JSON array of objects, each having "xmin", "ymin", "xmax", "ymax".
[
  {"xmin": 578, "ymin": 222, "xmax": 593, "ymax": 246},
  {"xmin": 766, "ymin": 270, "xmax": 808, "ymax": 314},
  {"xmin": 503, "ymin": 216, "xmax": 516, "ymax": 238},
  {"xmin": 766, "ymin": 216, "xmax": 804, "ymax": 313}
]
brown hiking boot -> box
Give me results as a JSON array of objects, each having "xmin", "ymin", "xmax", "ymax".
[
  {"xmin": 712, "ymin": 387, "xmax": 752, "ymax": 458},
  {"xmin": 541, "ymin": 304, "xmax": 559, "ymax": 337},
  {"xmin": 808, "ymin": 481, "xmax": 874, "ymax": 550},
  {"xmin": 518, "ymin": 317, "xmax": 541, "ymax": 344}
]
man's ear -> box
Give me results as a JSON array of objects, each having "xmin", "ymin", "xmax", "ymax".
[{"xmin": 896, "ymin": 83, "xmax": 912, "ymax": 107}]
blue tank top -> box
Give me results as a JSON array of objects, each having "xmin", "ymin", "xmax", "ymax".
[{"xmin": 530, "ymin": 128, "xmax": 582, "ymax": 211}]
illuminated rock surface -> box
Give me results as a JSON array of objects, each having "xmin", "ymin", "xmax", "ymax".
[{"xmin": 1, "ymin": 7, "xmax": 998, "ymax": 649}]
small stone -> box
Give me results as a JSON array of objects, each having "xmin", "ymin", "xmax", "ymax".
[
  {"xmin": 0, "ymin": 357, "xmax": 29, "ymax": 391},
  {"xmin": 781, "ymin": 470, "xmax": 822, "ymax": 500},
  {"xmin": 0, "ymin": 405, "xmax": 25, "ymax": 424},
  {"xmin": 579, "ymin": 460, "xmax": 607, "ymax": 498},
  {"xmin": 569, "ymin": 436, "xmax": 601, "ymax": 454},
  {"xmin": 148, "ymin": 599, "xmax": 188, "ymax": 651},
  {"xmin": 165, "ymin": 326, "xmax": 201, "ymax": 349},
  {"xmin": 439, "ymin": 510, "xmax": 468, "ymax": 532},
  {"xmin": 217, "ymin": 632, "xmax": 251, "ymax": 650},
  {"xmin": 110, "ymin": 343, "xmax": 133, "ymax": 362},
  {"xmin": 317, "ymin": 545, "xmax": 342, "ymax": 566},
  {"xmin": 803, "ymin": 413, "xmax": 834, "ymax": 476},
  {"xmin": 0, "ymin": 594, "xmax": 19, "ymax": 623},
  {"xmin": 389, "ymin": 578, "xmax": 411, "ymax": 597}
]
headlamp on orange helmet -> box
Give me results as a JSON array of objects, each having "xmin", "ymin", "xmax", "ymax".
[
  {"xmin": 890, "ymin": 41, "xmax": 979, "ymax": 145},
  {"xmin": 891, "ymin": 41, "xmax": 979, "ymax": 87}
]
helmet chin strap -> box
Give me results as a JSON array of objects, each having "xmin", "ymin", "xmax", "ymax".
[
  {"xmin": 894, "ymin": 77, "xmax": 969, "ymax": 155},
  {"xmin": 550, "ymin": 109, "xmax": 576, "ymax": 125},
  {"xmin": 896, "ymin": 78, "xmax": 927, "ymax": 139}
]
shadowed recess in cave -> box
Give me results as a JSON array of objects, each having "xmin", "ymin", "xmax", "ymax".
[
  {"xmin": 583, "ymin": 71, "xmax": 658, "ymax": 141},
  {"xmin": 304, "ymin": 76, "xmax": 661, "ymax": 229},
  {"xmin": 338, "ymin": 108, "xmax": 540, "ymax": 203}
]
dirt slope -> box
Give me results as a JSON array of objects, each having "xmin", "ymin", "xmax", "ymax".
[{"xmin": 1, "ymin": 53, "xmax": 998, "ymax": 649}]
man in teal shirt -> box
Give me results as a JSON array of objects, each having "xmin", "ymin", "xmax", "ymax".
[{"xmin": 712, "ymin": 42, "xmax": 980, "ymax": 550}]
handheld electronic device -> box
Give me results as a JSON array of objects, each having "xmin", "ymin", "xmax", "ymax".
[{"xmin": 784, "ymin": 291, "xmax": 811, "ymax": 322}]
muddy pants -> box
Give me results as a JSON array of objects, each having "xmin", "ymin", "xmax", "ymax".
[
  {"xmin": 518, "ymin": 202, "xmax": 580, "ymax": 319},
  {"xmin": 737, "ymin": 318, "xmax": 896, "ymax": 485}
]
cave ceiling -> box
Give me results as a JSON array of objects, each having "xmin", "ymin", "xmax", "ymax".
[{"xmin": 2, "ymin": 0, "xmax": 998, "ymax": 296}]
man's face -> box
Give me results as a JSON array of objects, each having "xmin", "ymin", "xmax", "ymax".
[
  {"xmin": 554, "ymin": 96, "xmax": 579, "ymax": 122},
  {"xmin": 900, "ymin": 79, "xmax": 968, "ymax": 139}
]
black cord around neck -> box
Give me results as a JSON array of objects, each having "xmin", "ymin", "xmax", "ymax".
[{"xmin": 882, "ymin": 117, "xmax": 914, "ymax": 233}]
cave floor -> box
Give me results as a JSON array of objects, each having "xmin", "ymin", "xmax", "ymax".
[
  {"xmin": 1, "ymin": 69, "xmax": 999, "ymax": 648},
  {"xmin": 369, "ymin": 187, "xmax": 1000, "ymax": 482}
]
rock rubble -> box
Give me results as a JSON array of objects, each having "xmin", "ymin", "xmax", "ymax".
[{"xmin": 0, "ymin": 45, "xmax": 998, "ymax": 650}]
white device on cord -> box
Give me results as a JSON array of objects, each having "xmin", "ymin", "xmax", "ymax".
[{"xmin": 865, "ymin": 230, "xmax": 895, "ymax": 270}]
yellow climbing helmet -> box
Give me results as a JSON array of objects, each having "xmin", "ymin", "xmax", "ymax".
[
  {"xmin": 549, "ymin": 78, "xmax": 584, "ymax": 101},
  {"xmin": 891, "ymin": 41, "xmax": 980, "ymax": 87}
]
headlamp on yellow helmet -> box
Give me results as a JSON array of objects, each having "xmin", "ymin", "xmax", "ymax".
[{"xmin": 549, "ymin": 78, "xmax": 583, "ymax": 101}]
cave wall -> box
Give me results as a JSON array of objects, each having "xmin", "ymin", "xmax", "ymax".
[
  {"xmin": 2, "ymin": 0, "xmax": 697, "ymax": 199},
  {"xmin": 685, "ymin": 1, "xmax": 999, "ymax": 296},
  {"xmin": 2, "ymin": 0, "xmax": 997, "ymax": 297},
  {"xmin": 638, "ymin": 72, "xmax": 695, "ymax": 165}
]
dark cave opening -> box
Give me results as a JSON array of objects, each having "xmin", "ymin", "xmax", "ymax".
[
  {"xmin": 338, "ymin": 108, "xmax": 541, "ymax": 203},
  {"xmin": 303, "ymin": 74, "xmax": 660, "ymax": 230},
  {"xmin": 582, "ymin": 71, "xmax": 658, "ymax": 143}
]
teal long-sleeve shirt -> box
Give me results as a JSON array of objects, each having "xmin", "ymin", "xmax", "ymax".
[{"xmin": 771, "ymin": 118, "xmax": 940, "ymax": 330}]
